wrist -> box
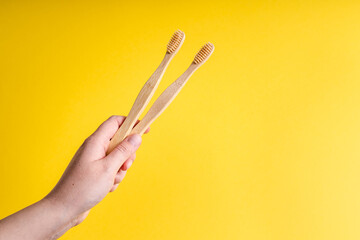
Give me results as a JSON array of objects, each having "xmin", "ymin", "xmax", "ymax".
[
  {"xmin": 0, "ymin": 197, "xmax": 80, "ymax": 240},
  {"xmin": 41, "ymin": 195, "xmax": 79, "ymax": 227}
]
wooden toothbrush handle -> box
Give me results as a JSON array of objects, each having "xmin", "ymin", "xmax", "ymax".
[
  {"xmin": 131, "ymin": 64, "xmax": 198, "ymax": 135},
  {"xmin": 107, "ymin": 54, "xmax": 173, "ymax": 154}
]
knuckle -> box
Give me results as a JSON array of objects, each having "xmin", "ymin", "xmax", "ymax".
[
  {"xmin": 83, "ymin": 136, "xmax": 95, "ymax": 146},
  {"xmin": 115, "ymin": 144, "xmax": 127, "ymax": 153},
  {"xmin": 115, "ymin": 142, "xmax": 132, "ymax": 154},
  {"xmin": 109, "ymin": 115, "xmax": 125, "ymax": 120},
  {"xmin": 115, "ymin": 175, "xmax": 122, "ymax": 184}
]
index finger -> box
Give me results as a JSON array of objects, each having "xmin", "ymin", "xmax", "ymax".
[
  {"xmin": 91, "ymin": 116, "xmax": 150, "ymax": 150},
  {"xmin": 91, "ymin": 115, "xmax": 126, "ymax": 146}
]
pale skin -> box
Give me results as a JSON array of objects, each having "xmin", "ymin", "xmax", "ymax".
[{"xmin": 0, "ymin": 115, "xmax": 149, "ymax": 240}]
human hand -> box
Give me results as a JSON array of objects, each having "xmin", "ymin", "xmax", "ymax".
[
  {"xmin": 0, "ymin": 116, "xmax": 149, "ymax": 240},
  {"xmin": 45, "ymin": 115, "xmax": 148, "ymax": 225}
]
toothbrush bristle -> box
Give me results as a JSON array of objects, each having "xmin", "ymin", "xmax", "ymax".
[
  {"xmin": 167, "ymin": 30, "xmax": 185, "ymax": 54},
  {"xmin": 193, "ymin": 43, "xmax": 214, "ymax": 64}
]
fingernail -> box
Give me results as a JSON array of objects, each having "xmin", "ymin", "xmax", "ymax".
[{"xmin": 127, "ymin": 134, "xmax": 142, "ymax": 147}]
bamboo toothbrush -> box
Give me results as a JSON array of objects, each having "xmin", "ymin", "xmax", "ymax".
[
  {"xmin": 107, "ymin": 30, "xmax": 185, "ymax": 154},
  {"xmin": 130, "ymin": 42, "xmax": 215, "ymax": 136}
]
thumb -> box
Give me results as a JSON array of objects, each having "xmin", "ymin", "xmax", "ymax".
[{"xmin": 105, "ymin": 134, "xmax": 142, "ymax": 171}]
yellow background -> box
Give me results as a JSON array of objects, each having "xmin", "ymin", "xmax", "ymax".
[{"xmin": 1, "ymin": 0, "xmax": 360, "ymax": 239}]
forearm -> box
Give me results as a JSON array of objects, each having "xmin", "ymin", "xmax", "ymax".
[
  {"xmin": 0, "ymin": 198, "xmax": 76, "ymax": 240},
  {"xmin": 0, "ymin": 116, "xmax": 143, "ymax": 239}
]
